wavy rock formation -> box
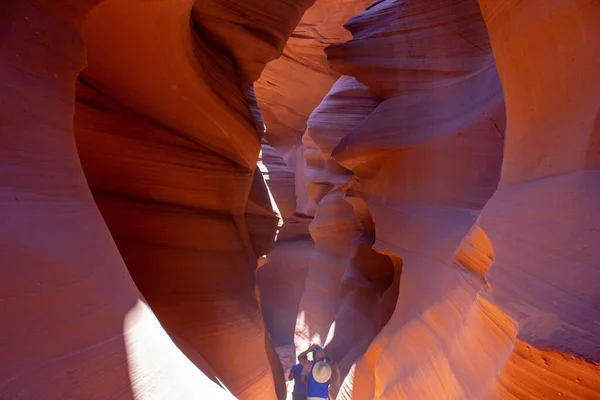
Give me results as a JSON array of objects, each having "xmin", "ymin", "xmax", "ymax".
[
  {"xmin": 255, "ymin": 0, "xmax": 374, "ymax": 218},
  {"xmin": 256, "ymin": 0, "xmax": 372, "ymax": 149},
  {"xmin": 255, "ymin": 1, "xmax": 374, "ymax": 379},
  {"xmin": 301, "ymin": 0, "xmax": 599, "ymax": 399},
  {"xmin": 294, "ymin": 76, "xmax": 402, "ymax": 390},
  {"xmin": 2, "ymin": 0, "xmax": 600, "ymax": 399},
  {"xmin": 1, "ymin": 0, "xmax": 314, "ymax": 398},
  {"xmin": 1, "ymin": 1, "xmax": 232, "ymax": 398},
  {"xmin": 74, "ymin": 0, "xmax": 324, "ymax": 397},
  {"xmin": 302, "ymin": 1, "xmax": 508, "ymax": 397},
  {"xmin": 478, "ymin": 0, "xmax": 600, "ymax": 397}
]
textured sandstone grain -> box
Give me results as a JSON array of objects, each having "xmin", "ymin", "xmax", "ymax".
[
  {"xmin": 1, "ymin": 0, "xmax": 316, "ymax": 398},
  {"xmin": 2, "ymin": 0, "xmax": 600, "ymax": 399},
  {"xmin": 293, "ymin": 77, "xmax": 400, "ymax": 396},
  {"xmin": 0, "ymin": 1, "xmax": 234, "ymax": 398},
  {"xmin": 316, "ymin": 0, "xmax": 600, "ymax": 399}
]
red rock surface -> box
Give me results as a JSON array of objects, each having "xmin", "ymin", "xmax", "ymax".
[
  {"xmin": 1, "ymin": 0, "xmax": 235, "ymax": 398},
  {"xmin": 255, "ymin": 0, "xmax": 374, "ymax": 218},
  {"xmin": 294, "ymin": 0, "xmax": 600, "ymax": 399},
  {"xmin": 2, "ymin": 0, "xmax": 600, "ymax": 399},
  {"xmin": 293, "ymin": 77, "xmax": 401, "ymax": 396},
  {"xmin": 1, "ymin": 0, "xmax": 313, "ymax": 398}
]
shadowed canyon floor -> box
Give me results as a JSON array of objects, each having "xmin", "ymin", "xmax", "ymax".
[{"xmin": 1, "ymin": 0, "xmax": 599, "ymax": 399}]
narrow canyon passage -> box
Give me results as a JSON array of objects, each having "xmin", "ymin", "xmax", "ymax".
[{"xmin": 1, "ymin": 1, "xmax": 599, "ymax": 400}]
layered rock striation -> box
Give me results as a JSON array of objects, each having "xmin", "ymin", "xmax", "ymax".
[
  {"xmin": 275, "ymin": 0, "xmax": 600, "ymax": 399},
  {"xmin": 2, "ymin": 0, "xmax": 600, "ymax": 399},
  {"xmin": 1, "ymin": 0, "xmax": 315, "ymax": 398}
]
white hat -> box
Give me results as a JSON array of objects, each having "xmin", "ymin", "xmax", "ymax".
[{"xmin": 312, "ymin": 361, "xmax": 332, "ymax": 383}]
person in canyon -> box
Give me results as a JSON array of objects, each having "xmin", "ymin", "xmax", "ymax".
[
  {"xmin": 298, "ymin": 344, "xmax": 337, "ymax": 400},
  {"xmin": 288, "ymin": 356, "xmax": 312, "ymax": 400}
]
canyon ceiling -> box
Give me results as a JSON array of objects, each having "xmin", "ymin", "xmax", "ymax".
[{"xmin": 1, "ymin": 0, "xmax": 599, "ymax": 399}]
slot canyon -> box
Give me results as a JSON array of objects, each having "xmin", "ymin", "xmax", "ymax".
[{"xmin": 1, "ymin": 0, "xmax": 599, "ymax": 399}]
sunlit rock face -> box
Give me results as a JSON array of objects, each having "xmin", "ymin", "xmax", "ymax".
[
  {"xmin": 255, "ymin": 0, "xmax": 374, "ymax": 217},
  {"xmin": 255, "ymin": 0, "xmax": 375, "ymax": 379},
  {"xmin": 1, "ymin": 0, "xmax": 234, "ymax": 398},
  {"xmin": 255, "ymin": 0, "xmax": 372, "ymax": 149},
  {"xmin": 258, "ymin": 0, "xmax": 600, "ymax": 399},
  {"xmin": 476, "ymin": 0, "xmax": 600, "ymax": 397},
  {"xmin": 283, "ymin": 0, "xmax": 600, "ymax": 399},
  {"xmin": 1, "ymin": 0, "xmax": 314, "ymax": 398},
  {"xmin": 308, "ymin": 1, "xmax": 508, "ymax": 398},
  {"xmin": 74, "ymin": 0, "xmax": 325, "ymax": 397},
  {"xmin": 2, "ymin": 0, "xmax": 600, "ymax": 399},
  {"xmin": 294, "ymin": 77, "xmax": 402, "ymax": 396}
]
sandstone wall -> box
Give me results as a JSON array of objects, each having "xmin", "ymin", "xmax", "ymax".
[
  {"xmin": 281, "ymin": 0, "xmax": 600, "ymax": 399},
  {"xmin": 2, "ymin": 0, "xmax": 599, "ymax": 399},
  {"xmin": 1, "ymin": 0, "xmax": 316, "ymax": 398}
]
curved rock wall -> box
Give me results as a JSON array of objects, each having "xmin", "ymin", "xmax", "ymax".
[
  {"xmin": 296, "ymin": 1, "xmax": 507, "ymax": 398},
  {"xmin": 0, "ymin": 0, "xmax": 233, "ymax": 398},
  {"xmin": 2, "ymin": 0, "xmax": 600, "ymax": 399},
  {"xmin": 255, "ymin": 1, "xmax": 375, "ymax": 379},
  {"xmin": 478, "ymin": 0, "xmax": 600, "ymax": 358},
  {"xmin": 285, "ymin": 0, "xmax": 600, "ymax": 399},
  {"xmin": 478, "ymin": 0, "xmax": 600, "ymax": 397},
  {"xmin": 74, "ymin": 0, "xmax": 325, "ymax": 397},
  {"xmin": 255, "ymin": 0, "xmax": 374, "ymax": 218},
  {"xmin": 294, "ymin": 76, "xmax": 402, "ymax": 391},
  {"xmin": 1, "ymin": 0, "xmax": 315, "ymax": 398}
]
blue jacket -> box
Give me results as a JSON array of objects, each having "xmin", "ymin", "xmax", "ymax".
[{"xmin": 290, "ymin": 364, "xmax": 307, "ymax": 394}]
